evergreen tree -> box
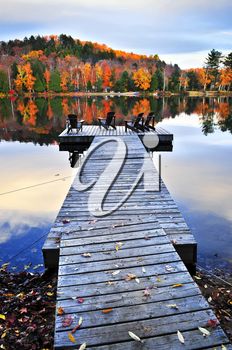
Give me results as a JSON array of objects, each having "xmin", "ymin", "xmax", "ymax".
[
  {"xmin": 150, "ymin": 72, "xmax": 158, "ymax": 91},
  {"xmin": 49, "ymin": 70, "xmax": 62, "ymax": 92},
  {"xmin": 186, "ymin": 70, "xmax": 200, "ymax": 90},
  {"xmin": 205, "ymin": 49, "xmax": 222, "ymax": 89},
  {"xmin": 156, "ymin": 69, "xmax": 164, "ymax": 90},
  {"xmin": 95, "ymin": 78, "xmax": 103, "ymax": 92},
  {"xmin": 87, "ymin": 80, "xmax": 92, "ymax": 91},
  {"xmin": 169, "ymin": 65, "xmax": 181, "ymax": 92},
  {"xmin": 0, "ymin": 70, "xmax": 9, "ymax": 92},
  {"xmin": 223, "ymin": 52, "xmax": 232, "ymax": 69}
]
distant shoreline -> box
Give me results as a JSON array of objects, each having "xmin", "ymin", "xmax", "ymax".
[{"xmin": 1, "ymin": 90, "xmax": 232, "ymax": 99}]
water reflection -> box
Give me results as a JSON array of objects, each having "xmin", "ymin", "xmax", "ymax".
[
  {"xmin": 0, "ymin": 97, "xmax": 231, "ymax": 145},
  {"xmin": 0, "ymin": 96, "xmax": 231, "ymax": 272}
]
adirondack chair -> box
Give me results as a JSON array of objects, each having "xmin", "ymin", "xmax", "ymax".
[
  {"xmin": 66, "ymin": 114, "xmax": 84, "ymax": 133},
  {"xmin": 124, "ymin": 113, "xmax": 144, "ymax": 132},
  {"xmin": 98, "ymin": 112, "xmax": 116, "ymax": 129},
  {"xmin": 143, "ymin": 112, "xmax": 156, "ymax": 131}
]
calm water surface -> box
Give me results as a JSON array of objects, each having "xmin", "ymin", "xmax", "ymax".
[{"xmin": 0, "ymin": 96, "xmax": 231, "ymax": 272}]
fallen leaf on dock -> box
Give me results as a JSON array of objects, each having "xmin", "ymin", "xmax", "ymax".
[
  {"xmin": 165, "ymin": 265, "xmax": 175, "ymax": 272},
  {"xmin": 77, "ymin": 297, "xmax": 85, "ymax": 304},
  {"xmin": 207, "ymin": 319, "xmax": 219, "ymax": 328},
  {"xmin": 135, "ymin": 278, "xmax": 140, "ymax": 284},
  {"xmin": 166, "ymin": 304, "xmax": 179, "ymax": 310},
  {"xmin": 71, "ymin": 316, "xmax": 83, "ymax": 333},
  {"xmin": 102, "ymin": 308, "xmax": 113, "ymax": 314},
  {"xmin": 57, "ymin": 307, "xmax": 65, "ymax": 316},
  {"xmin": 221, "ymin": 345, "xmax": 227, "ymax": 350},
  {"xmin": 125, "ymin": 273, "xmax": 137, "ymax": 281},
  {"xmin": 62, "ymin": 219, "xmax": 70, "ymax": 224},
  {"xmin": 142, "ymin": 267, "xmax": 146, "ymax": 273},
  {"xmin": 128, "ymin": 331, "xmax": 143, "ymax": 343},
  {"xmin": 106, "ymin": 281, "xmax": 115, "ymax": 286},
  {"xmin": 68, "ymin": 332, "xmax": 76, "ymax": 343},
  {"xmin": 112, "ymin": 270, "xmax": 120, "ymax": 276},
  {"xmin": 115, "ymin": 242, "xmax": 123, "ymax": 251},
  {"xmin": 172, "ymin": 284, "xmax": 183, "ymax": 288},
  {"xmin": 198, "ymin": 326, "xmax": 210, "ymax": 336},
  {"xmin": 82, "ymin": 253, "xmax": 92, "ymax": 258},
  {"xmin": 143, "ymin": 288, "xmax": 151, "ymax": 297},
  {"xmin": 62, "ymin": 315, "xmax": 73, "ymax": 327},
  {"xmin": 79, "ymin": 343, "xmax": 87, "ymax": 350},
  {"xmin": 177, "ymin": 330, "xmax": 185, "ymax": 344}
]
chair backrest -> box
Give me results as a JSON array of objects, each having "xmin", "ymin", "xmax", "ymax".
[
  {"xmin": 145, "ymin": 112, "xmax": 154, "ymax": 126},
  {"xmin": 105, "ymin": 112, "xmax": 115, "ymax": 125},
  {"xmin": 68, "ymin": 114, "xmax": 77, "ymax": 128},
  {"xmin": 134, "ymin": 113, "xmax": 144, "ymax": 127}
]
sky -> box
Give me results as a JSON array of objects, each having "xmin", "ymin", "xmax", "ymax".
[{"xmin": 0, "ymin": 0, "xmax": 231, "ymax": 68}]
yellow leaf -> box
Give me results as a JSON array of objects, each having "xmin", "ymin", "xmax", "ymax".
[
  {"xmin": 177, "ymin": 330, "xmax": 185, "ymax": 344},
  {"xmin": 46, "ymin": 292, "xmax": 54, "ymax": 297},
  {"xmin": 0, "ymin": 314, "xmax": 6, "ymax": 320},
  {"xmin": 172, "ymin": 284, "xmax": 183, "ymax": 288},
  {"xmin": 68, "ymin": 332, "xmax": 76, "ymax": 343},
  {"xmin": 1, "ymin": 332, "xmax": 6, "ymax": 339}
]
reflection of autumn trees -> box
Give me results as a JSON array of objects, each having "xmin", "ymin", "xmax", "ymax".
[{"xmin": 0, "ymin": 97, "xmax": 231, "ymax": 145}]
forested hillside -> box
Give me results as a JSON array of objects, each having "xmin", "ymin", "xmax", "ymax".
[
  {"xmin": 0, "ymin": 35, "xmax": 231, "ymax": 95},
  {"xmin": 0, "ymin": 34, "xmax": 180, "ymax": 94}
]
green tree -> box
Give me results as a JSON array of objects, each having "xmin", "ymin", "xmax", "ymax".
[
  {"xmin": 156, "ymin": 69, "xmax": 164, "ymax": 90},
  {"xmin": 205, "ymin": 49, "xmax": 222, "ymax": 89},
  {"xmin": 87, "ymin": 80, "xmax": 92, "ymax": 91},
  {"xmin": 95, "ymin": 78, "xmax": 103, "ymax": 92},
  {"xmin": 150, "ymin": 72, "xmax": 158, "ymax": 91},
  {"xmin": 169, "ymin": 65, "xmax": 181, "ymax": 92},
  {"xmin": 49, "ymin": 70, "xmax": 62, "ymax": 92},
  {"xmin": 0, "ymin": 70, "xmax": 9, "ymax": 92},
  {"xmin": 223, "ymin": 52, "xmax": 232, "ymax": 69},
  {"xmin": 186, "ymin": 70, "xmax": 200, "ymax": 90}
]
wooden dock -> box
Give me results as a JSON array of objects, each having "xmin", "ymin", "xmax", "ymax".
[
  {"xmin": 58, "ymin": 125, "xmax": 173, "ymax": 151},
  {"xmin": 43, "ymin": 134, "xmax": 231, "ymax": 349}
]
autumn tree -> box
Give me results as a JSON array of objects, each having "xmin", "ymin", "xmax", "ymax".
[
  {"xmin": 14, "ymin": 62, "xmax": 36, "ymax": 93},
  {"xmin": 44, "ymin": 69, "xmax": 51, "ymax": 91},
  {"xmin": 133, "ymin": 68, "xmax": 151, "ymax": 91}
]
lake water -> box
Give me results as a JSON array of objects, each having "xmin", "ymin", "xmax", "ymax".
[{"xmin": 0, "ymin": 96, "xmax": 231, "ymax": 272}]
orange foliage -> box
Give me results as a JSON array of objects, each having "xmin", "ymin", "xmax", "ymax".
[
  {"xmin": 62, "ymin": 98, "xmax": 69, "ymax": 115},
  {"xmin": 60, "ymin": 71, "xmax": 69, "ymax": 91},
  {"xmin": 133, "ymin": 68, "xmax": 151, "ymax": 91},
  {"xmin": 17, "ymin": 100, "xmax": 38, "ymax": 126},
  {"xmin": 43, "ymin": 69, "xmax": 51, "ymax": 91},
  {"xmin": 219, "ymin": 68, "xmax": 232, "ymax": 90},
  {"xmin": 132, "ymin": 99, "xmax": 150, "ymax": 115},
  {"xmin": 102, "ymin": 63, "xmax": 112, "ymax": 89},
  {"xmin": 14, "ymin": 63, "xmax": 36, "ymax": 93},
  {"xmin": 22, "ymin": 50, "xmax": 44, "ymax": 61},
  {"xmin": 215, "ymin": 102, "xmax": 230, "ymax": 120}
]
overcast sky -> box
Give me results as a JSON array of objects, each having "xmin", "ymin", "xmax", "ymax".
[{"xmin": 1, "ymin": 0, "xmax": 231, "ymax": 68}]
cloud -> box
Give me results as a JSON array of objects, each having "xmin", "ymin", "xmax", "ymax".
[{"xmin": 0, "ymin": 0, "xmax": 231, "ymax": 67}]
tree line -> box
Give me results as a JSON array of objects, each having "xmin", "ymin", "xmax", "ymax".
[{"xmin": 0, "ymin": 35, "xmax": 231, "ymax": 94}]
